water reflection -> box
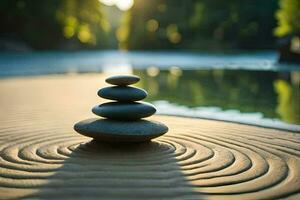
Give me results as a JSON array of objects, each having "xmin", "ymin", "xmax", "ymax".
[{"xmin": 134, "ymin": 69, "xmax": 300, "ymax": 125}]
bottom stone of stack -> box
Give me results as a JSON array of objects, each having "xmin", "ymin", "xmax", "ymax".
[{"xmin": 74, "ymin": 118, "xmax": 168, "ymax": 142}]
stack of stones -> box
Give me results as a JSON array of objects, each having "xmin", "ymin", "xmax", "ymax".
[{"xmin": 74, "ymin": 75, "xmax": 168, "ymax": 142}]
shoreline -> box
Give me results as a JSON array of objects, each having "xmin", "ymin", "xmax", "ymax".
[
  {"xmin": 158, "ymin": 114, "xmax": 300, "ymax": 133},
  {"xmin": 0, "ymin": 73, "xmax": 299, "ymax": 133}
]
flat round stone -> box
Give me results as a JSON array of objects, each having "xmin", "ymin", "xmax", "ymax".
[
  {"xmin": 92, "ymin": 102, "xmax": 156, "ymax": 120},
  {"xmin": 74, "ymin": 118, "xmax": 168, "ymax": 142},
  {"xmin": 98, "ymin": 86, "xmax": 147, "ymax": 101},
  {"xmin": 106, "ymin": 75, "xmax": 140, "ymax": 86}
]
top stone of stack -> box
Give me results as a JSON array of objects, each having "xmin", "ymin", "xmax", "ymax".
[{"xmin": 105, "ymin": 75, "xmax": 140, "ymax": 86}]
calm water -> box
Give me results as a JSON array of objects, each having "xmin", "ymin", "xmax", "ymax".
[
  {"xmin": 0, "ymin": 50, "xmax": 299, "ymax": 131},
  {"xmin": 1, "ymin": 50, "xmax": 300, "ymax": 77},
  {"xmin": 134, "ymin": 69, "xmax": 300, "ymax": 131}
]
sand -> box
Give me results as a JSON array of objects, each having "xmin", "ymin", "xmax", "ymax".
[{"xmin": 0, "ymin": 74, "xmax": 299, "ymax": 200}]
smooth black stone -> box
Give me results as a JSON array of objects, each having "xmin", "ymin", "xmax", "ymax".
[
  {"xmin": 74, "ymin": 118, "xmax": 168, "ymax": 142},
  {"xmin": 98, "ymin": 86, "xmax": 147, "ymax": 102},
  {"xmin": 92, "ymin": 102, "xmax": 156, "ymax": 120},
  {"xmin": 106, "ymin": 75, "xmax": 140, "ymax": 86}
]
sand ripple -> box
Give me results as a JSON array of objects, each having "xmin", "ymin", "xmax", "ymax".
[
  {"xmin": 0, "ymin": 76, "xmax": 299, "ymax": 199},
  {"xmin": 0, "ymin": 116, "xmax": 300, "ymax": 200}
]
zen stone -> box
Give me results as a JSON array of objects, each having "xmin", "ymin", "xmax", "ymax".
[
  {"xmin": 92, "ymin": 102, "xmax": 156, "ymax": 120},
  {"xmin": 106, "ymin": 75, "xmax": 140, "ymax": 86},
  {"xmin": 74, "ymin": 118, "xmax": 169, "ymax": 142},
  {"xmin": 98, "ymin": 86, "xmax": 147, "ymax": 102}
]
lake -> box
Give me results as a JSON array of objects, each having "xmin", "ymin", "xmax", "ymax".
[{"xmin": 0, "ymin": 50, "xmax": 299, "ymax": 131}]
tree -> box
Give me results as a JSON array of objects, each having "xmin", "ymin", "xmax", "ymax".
[
  {"xmin": 0, "ymin": 0, "xmax": 109, "ymax": 49},
  {"xmin": 275, "ymin": 0, "xmax": 300, "ymax": 37},
  {"xmin": 126, "ymin": 0, "xmax": 278, "ymax": 50}
]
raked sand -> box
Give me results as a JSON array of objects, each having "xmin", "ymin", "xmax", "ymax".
[{"xmin": 0, "ymin": 74, "xmax": 300, "ymax": 200}]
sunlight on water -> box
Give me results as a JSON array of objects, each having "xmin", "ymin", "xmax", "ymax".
[
  {"xmin": 99, "ymin": 0, "xmax": 134, "ymax": 11},
  {"xmin": 0, "ymin": 51, "xmax": 299, "ymax": 131}
]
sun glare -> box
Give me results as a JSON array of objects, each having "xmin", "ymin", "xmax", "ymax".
[{"xmin": 99, "ymin": 0, "xmax": 134, "ymax": 11}]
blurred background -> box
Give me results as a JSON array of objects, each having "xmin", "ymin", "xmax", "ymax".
[
  {"xmin": 1, "ymin": 0, "xmax": 300, "ymax": 54},
  {"xmin": 0, "ymin": 0, "xmax": 299, "ymax": 130}
]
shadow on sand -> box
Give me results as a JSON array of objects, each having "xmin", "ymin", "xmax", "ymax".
[{"xmin": 28, "ymin": 140, "xmax": 203, "ymax": 199}]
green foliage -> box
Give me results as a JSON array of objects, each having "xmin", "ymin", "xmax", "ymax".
[
  {"xmin": 127, "ymin": 0, "xmax": 278, "ymax": 50},
  {"xmin": 56, "ymin": 0, "xmax": 109, "ymax": 46},
  {"xmin": 127, "ymin": 0, "xmax": 192, "ymax": 49},
  {"xmin": 275, "ymin": 0, "xmax": 300, "ymax": 37},
  {"xmin": 274, "ymin": 79, "xmax": 300, "ymax": 123},
  {"xmin": 0, "ymin": 0, "xmax": 61, "ymax": 49},
  {"xmin": 0, "ymin": 0, "xmax": 108, "ymax": 49},
  {"xmin": 2, "ymin": 0, "xmax": 298, "ymax": 50}
]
